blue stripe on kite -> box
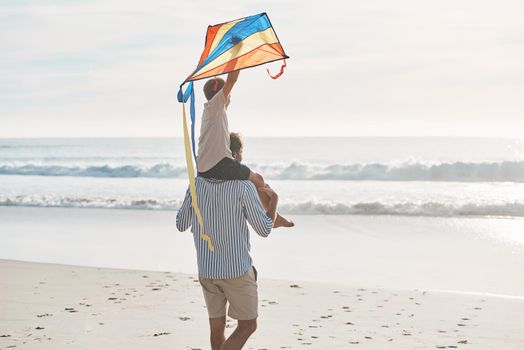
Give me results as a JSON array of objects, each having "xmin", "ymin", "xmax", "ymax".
[{"xmin": 188, "ymin": 13, "xmax": 271, "ymax": 79}]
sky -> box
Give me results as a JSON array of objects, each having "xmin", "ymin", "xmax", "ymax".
[{"xmin": 1, "ymin": 0, "xmax": 523, "ymax": 137}]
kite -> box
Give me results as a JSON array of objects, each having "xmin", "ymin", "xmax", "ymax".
[{"xmin": 177, "ymin": 12, "xmax": 289, "ymax": 251}]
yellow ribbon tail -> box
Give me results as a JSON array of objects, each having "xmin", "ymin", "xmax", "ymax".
[{"xmin": 182, "ymin": 101, "xmax": 214, "ymax": 252}]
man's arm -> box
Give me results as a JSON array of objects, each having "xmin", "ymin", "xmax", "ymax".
[
  {"xmin": 176, "ymin": 188, "xmax": 193, "ymax": 232},
  {"xmin": 222, "ymin": 70, "xmax": 239, "ymax": 98},
  {"xmin": 242, "ymin": 183, "xmax": 274, "ymax": 237}
]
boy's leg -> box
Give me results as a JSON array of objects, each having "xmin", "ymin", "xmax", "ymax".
[
  {"xmin": 248, "ymin": 171, "xmax": 264, "ymax": 188},
  {"xmin": 249, "ymin": 171, "xmax": 294, "ymax": 228}
]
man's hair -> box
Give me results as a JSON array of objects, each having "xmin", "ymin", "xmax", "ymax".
[
  {"xmin": 203, "ymin": 78, "xmax": 225, "ymax": 100},
  {"xmin": 230, "ymin": 132, "xmax": 243, "ymax": 154}
]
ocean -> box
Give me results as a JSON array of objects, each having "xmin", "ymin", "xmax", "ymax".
[
  {"xmin": 1, "ymin": 137, "xmax": 524, "ymax": 293},
  {"xmin": 0, "ymin": 137, "xmax": 523, "ymax": 217}
]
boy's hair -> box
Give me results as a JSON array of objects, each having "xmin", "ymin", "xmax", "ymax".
[
  {"xmin": 230, "ymin": 132, "xmax": 243, "ymax": 154},
  {"xmin": 203, "ymin": 78, "xmax": 225, "ymax": 100}
]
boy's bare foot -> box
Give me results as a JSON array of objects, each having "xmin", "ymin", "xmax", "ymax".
[{"xmin": 274, "ymin": 214, "xmax": 294, "ymax": 228}]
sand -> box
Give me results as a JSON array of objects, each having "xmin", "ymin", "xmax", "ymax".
[{"xmin": 1, "ymin": 259, "xmax": 524, "ymax": 349}]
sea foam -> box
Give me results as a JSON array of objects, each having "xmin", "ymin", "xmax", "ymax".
[{"xmin": 1, "ymin": 195, "xmax": 522, "ymax": 217}]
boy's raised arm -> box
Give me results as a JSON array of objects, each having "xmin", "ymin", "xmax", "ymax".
[{"xmin": 222, "ymin": 70, "xmax": 240, "ymax": 98}]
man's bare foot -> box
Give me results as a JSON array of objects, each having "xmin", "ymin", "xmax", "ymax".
[{"xmin": 274, "ymin": 213, "xmax": 294, "ymax": 228}]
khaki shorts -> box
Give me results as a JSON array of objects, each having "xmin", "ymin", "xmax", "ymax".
[{"xmin": 199, "ymin": 266, "xmax": 258, "ymax": 320}]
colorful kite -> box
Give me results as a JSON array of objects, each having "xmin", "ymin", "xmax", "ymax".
[
  {"xmin": 177, "ymin": 12, "xmax": 288, "ymax": 251},
  {"xmin": 184, "ymin": 12, "xmax": 289, "ymax": 82}
]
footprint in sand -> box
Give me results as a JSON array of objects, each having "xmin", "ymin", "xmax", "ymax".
[{"xmin": 153, "ymin": 332, "xmax": 170, "ymax": 337}]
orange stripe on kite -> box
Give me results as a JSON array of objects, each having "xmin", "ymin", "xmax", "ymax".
[
  {"xmin": 191, "ymin": 43, "xmax": 285, "ymax": 81},
  {"xmin": 198, "ymin": 25, "xmax": 220, "ymax": 66}
]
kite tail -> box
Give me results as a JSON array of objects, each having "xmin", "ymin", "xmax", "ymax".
[
  {"xmin": 182, "ymin": 100, "xmax": 214, "ymax": 252},
  {"xmin": 266, "ymin": 59, "xmax": 287, "ymax": 79}
]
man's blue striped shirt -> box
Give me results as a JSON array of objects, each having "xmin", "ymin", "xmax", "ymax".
[{"xmin": 176, "ymin": 177, "xmax": 273, "ymax": 279}]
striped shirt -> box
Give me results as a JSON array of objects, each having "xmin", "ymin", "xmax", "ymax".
[{"xmin": 176, "ymin": 177, "xmax": 273, "ymax": 279}]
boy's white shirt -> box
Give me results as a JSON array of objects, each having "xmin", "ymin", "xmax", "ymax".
[{"xmin": 197, "ymin": 88, "xmax": 233, "ymax": 172}]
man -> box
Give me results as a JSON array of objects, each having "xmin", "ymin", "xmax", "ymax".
[{"xmin": 176, "ymin": 177, "xmax": 278, "ymax": 350}]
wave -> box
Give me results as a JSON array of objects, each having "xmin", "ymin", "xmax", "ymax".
[
  {"xmin": 0, "ymin": 195, "xmax": 182, "ymax": 210},
  {"xmin": 0, "ymin": 160, "xmax": 523, "ymax": 182},
  {"xmin": 0, "ymin": 163, "xmax": 185, "ymax": 178},
  {"xmin": 279, "ymin": 201, "xmax": 524, "ymax": 217},
  {"xmin": 1, "ymin": 195, "xmax": 522, "ymax": 217},
  {"xmin": 254, "ymin": 161, "xmax": 524, "ymax": 182}
]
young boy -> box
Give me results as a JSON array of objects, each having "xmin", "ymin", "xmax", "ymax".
[{"xmin": 197, "ymin": 71, "xmax": 293, "ymax": 228}]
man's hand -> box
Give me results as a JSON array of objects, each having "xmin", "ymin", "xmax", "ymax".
[{"xmin": 258, "ymin": 186, "xmax": 278, "ymax": 223}]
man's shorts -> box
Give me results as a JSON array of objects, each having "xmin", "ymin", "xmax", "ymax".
[
  {"xmin": 199, "ymin": 267, "xmax": 258, "ymax": 320},
  {"xmin": 198, "ymin": 157, "xmax": 251, "ymax": 181}
]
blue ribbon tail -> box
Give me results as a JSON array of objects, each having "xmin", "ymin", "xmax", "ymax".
[
  {"xmin": 177, "ymin": 81, "xmax": 198, "ymax": 166},
  {"xmin": 189, "ymin": 88, "xmax": 197, "ymax": 165},
  {"xmin": 177, "ymin": 81, "xmax": 193, "ymax": 103}
]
